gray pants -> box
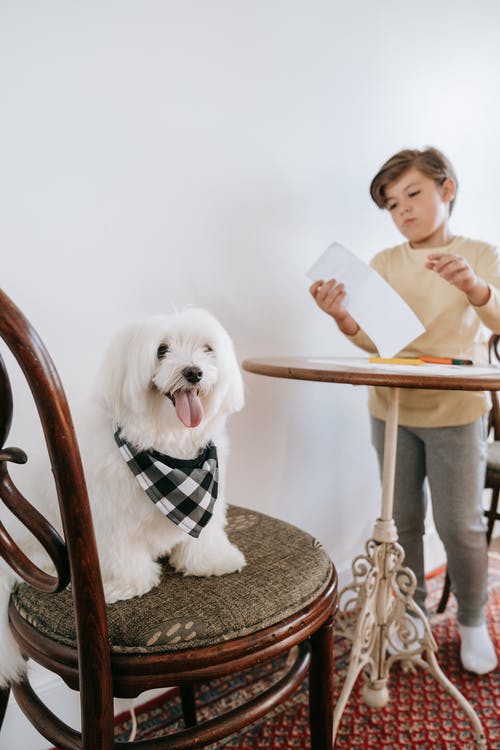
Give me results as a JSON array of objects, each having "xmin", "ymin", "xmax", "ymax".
[{"xmin": 370, "ymin": 415, "xmax": 489, "ymax": 626}]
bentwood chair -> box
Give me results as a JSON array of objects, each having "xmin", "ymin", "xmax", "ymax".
[
  {"xmin": 437, "ymin": 334, "xmax": 500, "ymax": 613},
  {"xmin": 0, "ymin": 289, "xmax": 337, "ymax": 749}
]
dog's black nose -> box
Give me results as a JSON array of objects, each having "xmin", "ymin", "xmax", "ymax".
[{"xmin": 183, "ymin": 367, "xmax": 203, "ymax": 384}]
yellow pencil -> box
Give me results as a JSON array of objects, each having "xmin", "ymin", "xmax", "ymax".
[{"xmin": 369, "ymin": 357, "xmax": 423, "ymax": 365}]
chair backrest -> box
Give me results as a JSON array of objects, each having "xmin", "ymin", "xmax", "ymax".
[
  {"xmin": 489, "ymin": 334, "xmax": 500, "ymax": 439},
  {"xmin": 0, "ymin": 289, "xmax": 114, "ymax": 745}
]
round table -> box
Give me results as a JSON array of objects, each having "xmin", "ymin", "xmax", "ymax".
[{"xmin": 243, "ymin": 356, "xmax": 500, "ymax": 749}]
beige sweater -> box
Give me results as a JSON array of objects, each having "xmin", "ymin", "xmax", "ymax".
[{"xmin": 348, "ymin": 236, "xmax": 500, "ymax": 427}]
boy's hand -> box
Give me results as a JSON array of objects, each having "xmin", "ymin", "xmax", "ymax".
[
  {"xmin": 426, "ymin": 253, "xmax": 490, "ymax": 307},
  {"xmin": 309, "ymin": 279, "xmax": 360, "ymax": 335}
]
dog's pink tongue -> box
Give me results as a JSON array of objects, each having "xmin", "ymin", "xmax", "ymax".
[{"xmin": 174, "ymin": 390, "xmax": 204, "ymax": 428}]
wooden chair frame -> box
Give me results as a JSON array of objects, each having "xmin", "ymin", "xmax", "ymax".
[
  {"xmin": 0, "ymin": 289, "xmax": 337, "ymax": 749},
  {"xmin": 437, "ymin": 334, "xmax": 500, "ymax": 613}
]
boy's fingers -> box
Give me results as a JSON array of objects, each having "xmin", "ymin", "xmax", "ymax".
[
  {"xmin": 317, "ymin": 279, "xmax": 341, "ymax": 297},
  {"xmin": 309, "ymin": 280, "xmax": 323, "ymax": 294},
  {"xmin": 428, "ymin": 253, "xmax": 468, "ymax": 269},
  {"xmin": 325, "ymin": 286, "xmax": 344, "ymax": 304},
  {"xmin": 315, "ymin": 285, "xmax": 330, "ymax": 303},
  {"xmin": 310, "ymin": 278, "xmax": 348, "ymax": 317},
  {"xmin": 428, "ymin": 257, "xmax": 469, "ymax": 277},
  {"xmin": 439, "ymin": 260, "xmax": 461, "ymax": 275},
  {"xmin": 322, "ymin": 278, "xmax": 339, "ymax": 289},
  {"xmin": 450, "ymin": 269, "xmax": 472, "ymax": 285},
  {"xmin": 432, "ymin": 256, "xmax": 457, "ymax": 270}
]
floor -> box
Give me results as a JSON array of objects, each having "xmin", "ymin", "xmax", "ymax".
[{"xmin": 491, "ymin": 535, "xmax": 500, "ymax": 553}]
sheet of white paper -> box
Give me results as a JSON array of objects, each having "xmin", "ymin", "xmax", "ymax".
[
  {"xmin": 307, "ymin": 242, "xmax": 426, "ymax": 357},
  {"xmin": 308, "ymin": 357, "xmax": 500, "ymax": 377}
]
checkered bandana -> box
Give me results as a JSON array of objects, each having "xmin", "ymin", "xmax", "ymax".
[{"xmin": 114, "ymin": 426, "xmax": 218, "ymax": 538}]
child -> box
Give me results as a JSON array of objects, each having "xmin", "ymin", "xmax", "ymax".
[{"xmin": 310, "ymin": 147, "xmax": 500, "ymax": 675}]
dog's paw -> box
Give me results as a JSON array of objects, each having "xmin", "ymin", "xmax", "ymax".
[
  {"xmin": 102, "ymin": 561, "xmax": 162, "ymax": 603},
  {"xmin": 202, "ymin": 542, "xmax": 246, "ymax": 576},
  {"xmin": 170, "ymin": 539, "xmax": 246, "ymax": 577}
]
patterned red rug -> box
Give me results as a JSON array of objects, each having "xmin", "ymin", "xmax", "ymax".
[{"xmin": 113, "ymin": 554, "xmax": 500, "ymax": 749}]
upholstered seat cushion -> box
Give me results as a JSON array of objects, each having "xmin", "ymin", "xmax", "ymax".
[
  {"xmin": 487, "ymin": 441, "xmax": 500, "ymax": 473},
  {"xmin": 11, "ymin": 506, "xmax": 333, "ymax": 654}
]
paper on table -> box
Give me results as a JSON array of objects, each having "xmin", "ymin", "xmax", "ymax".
[
  {"xmin": 308, "ymin": 357, "xmax": 500, "ymax": 377},
  {"xmin": 307, "ymin": 242, "xmax": 425, "ymax": 357}
]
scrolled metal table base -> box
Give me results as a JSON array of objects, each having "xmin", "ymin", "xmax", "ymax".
[{"xmin": 333, "ymin": 518, "xmax": 487, "ymax": 749}]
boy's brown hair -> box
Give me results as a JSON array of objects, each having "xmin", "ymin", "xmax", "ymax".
[{"xmin": 370, "ymin": 147, "xmax": 458, "ymax": 215}]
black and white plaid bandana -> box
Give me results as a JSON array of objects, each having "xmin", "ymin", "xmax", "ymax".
[{"xmin": 114, "ymin": 426, "xmax": 218, "ymax": 538}]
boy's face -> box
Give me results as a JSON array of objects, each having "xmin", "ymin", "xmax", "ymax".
[{"xmin": 384, "ymin": 167, "xmax": 455, "ymax": 247}]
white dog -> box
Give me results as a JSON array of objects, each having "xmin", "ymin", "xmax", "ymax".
[{"xmin": 0, "ymin": 307, "xmax": 246, "ymax": 686}]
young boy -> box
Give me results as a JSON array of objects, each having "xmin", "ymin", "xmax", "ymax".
[{"xmin": 310, "ymin": 147, "xmax": 500, "ymax": 674}]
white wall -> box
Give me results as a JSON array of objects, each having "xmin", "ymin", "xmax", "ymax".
[{"xmin": 1, "ymin": 2, "xmax": 500, "ymax": 747}]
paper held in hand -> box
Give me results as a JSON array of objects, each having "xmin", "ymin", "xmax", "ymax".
[{"xmin": 307, "ymin": 242, "xmax": 425, "ymax": 357}]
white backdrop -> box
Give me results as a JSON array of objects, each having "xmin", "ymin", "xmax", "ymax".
[
  {"xmin": 1, "ymin": 2, "xmax": 500, "ymax": 745},
  {"xmin": 3, "ymin": 0, "xmax": 500, "ymax": 580}
]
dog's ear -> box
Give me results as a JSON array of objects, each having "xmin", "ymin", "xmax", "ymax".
[
  {"xmin": 96, "ymin": 322, "xmax": 157, "ymax": 417},
  {"xmin": 217, "ymin": 328, "xmax": 245, "ymax": 415}
]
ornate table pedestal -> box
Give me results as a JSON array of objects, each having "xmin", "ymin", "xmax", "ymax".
[{"xmin": 332, "ymin": 387, "xmax": 485, "ymax": 748}]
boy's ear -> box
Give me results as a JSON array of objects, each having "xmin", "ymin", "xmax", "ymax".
[{"xmin": 440, "ymin": 177, "xmax": 456, "ymax": 204}]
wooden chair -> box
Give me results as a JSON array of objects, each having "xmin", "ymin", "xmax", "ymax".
[
  {"xmin": 437, "ymin": 334, "xmax": 500, "ymax": 613},
  {"xmin": 0, "ymin": 289, "xmax": 337, "ymax": 749}
]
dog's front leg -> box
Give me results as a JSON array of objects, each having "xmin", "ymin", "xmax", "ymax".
[
  {"xmin": 169, "ymin": 522, "xmax": 246, "ymax": 577},
  {"xmin": 101, "ymin": 552, "xmax": 163, "ymax": 603}
]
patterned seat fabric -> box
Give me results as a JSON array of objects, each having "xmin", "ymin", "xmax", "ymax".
[{"xmin": 11, "ymin": 506, "xmax": 333, "ymax": 653}]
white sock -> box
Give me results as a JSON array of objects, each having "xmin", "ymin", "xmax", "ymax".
[{"xmin": 458, "ymin": 623, "xmax": 498, "ymax": 675}]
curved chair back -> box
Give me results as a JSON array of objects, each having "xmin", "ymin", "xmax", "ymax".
[{"xmin": 0, "ymin": 289, "xmax": 114, "ymax": 747}]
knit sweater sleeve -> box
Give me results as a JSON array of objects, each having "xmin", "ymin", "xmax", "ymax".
[
  {"xmin": 345, "ymin": 327, "xmax": 378, "ymax": 353},
  {"xmin": 471, "ymin": 244, "xmax": 500, "ymax": 333}
]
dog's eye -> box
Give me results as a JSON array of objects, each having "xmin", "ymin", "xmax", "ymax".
[
  {"xmin": 157, "ymin": 344, "xmax": 169, "ymax": 359},
  {"xmin": 203, "ymin": 344, "xmax": 213, "ymax": 353}
]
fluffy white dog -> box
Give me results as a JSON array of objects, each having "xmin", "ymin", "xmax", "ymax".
[
  {"xmin": 0, "ymin": 307, "xmax": 245, "ymax": 686},
  {"xmin": 84, "ymin": 307, "xmax": 246, "ymax": 601}
]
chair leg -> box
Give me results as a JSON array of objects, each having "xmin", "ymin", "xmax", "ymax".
[
  {"xmin": 436, "ymin": 570, "xmax": 452, "ymax": 614},
  {"xmin": 308, "ymin": 616, "xmax": 334, "ymax": 750},
  {"xmin": 180, "ymin": 684, "xmax": 197, "ymax": 727},
  {"xmin": 0, "ymin": 687, "xmax": 10, "ymax": 732},
  {"xmin": 436, "ymin": 486, "xmax": 499, "ymax": 616},
  {"xmin": 485, "ymin": 488, "xmax": 500, "ymax": 544}
]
